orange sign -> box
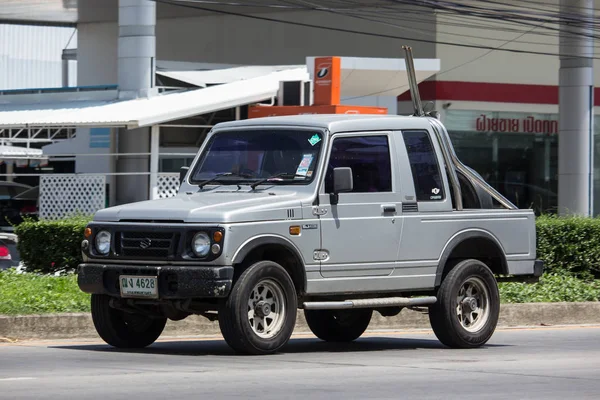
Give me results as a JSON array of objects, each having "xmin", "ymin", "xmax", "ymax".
[
  {"xmin": 248, "ymin": 105, "xmax": 388, "ymax": 119},
  {"xmin": 313, "ymin": 56, "xmax": 341, "ymax": 106}
]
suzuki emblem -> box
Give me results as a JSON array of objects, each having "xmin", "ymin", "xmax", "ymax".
[{"xmin": 139, "ymin": 238, "xmax": 152, "ymax": 249}]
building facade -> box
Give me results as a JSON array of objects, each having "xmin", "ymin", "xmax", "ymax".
[{"xmin": 1, "ymin": 0, "xmax": 598, "ymax": 215}]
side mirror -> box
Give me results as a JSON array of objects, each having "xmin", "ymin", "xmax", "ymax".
[
  {"xmin": 179, "ymin": 166, "xmax": 190, "ymax": 185},
  {"xmin": 331, "ymin": 167, "xmax": 353, "ymax": 205},
  {"xmin": 333, "ymin": 167, "xmax": 353, "ymax": 193}
]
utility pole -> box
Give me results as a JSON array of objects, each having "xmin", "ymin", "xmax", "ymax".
[{"xmin": 558, "ymin": 0, "xmax": 594, "ymax": 216}]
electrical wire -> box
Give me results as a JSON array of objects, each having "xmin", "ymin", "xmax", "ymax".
[
  {"xmin": 150, "ymin": 0, "xmax": 600, "ymax": 59},
  {"xmin": 343, "ymin": 17, "xmax": 546, "ymax": 100}
]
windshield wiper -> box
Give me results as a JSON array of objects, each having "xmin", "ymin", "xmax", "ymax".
[
  {"xmin": 250, "ymin": 173, "xmax": 307, "ymax": 190},
  {"xmin": 198, "ymin": 172, "xmax": 253, "ymax": 189}
]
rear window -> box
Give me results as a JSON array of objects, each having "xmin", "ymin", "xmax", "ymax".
[{"xmin": 402, "ymin": 130, "xmax": 445, "ymax": 202}]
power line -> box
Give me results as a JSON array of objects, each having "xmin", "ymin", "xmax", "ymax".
[
  {"xmin": 388, "ymin": 0, "xmax": 600, "ymax": 41},
  {"xmin": 151, "ymin": 0, "xmax": 600, "ymax": 59},
  {"xmin": 343, "ymin": 18, "xmax": 545, "ymax": 100}
]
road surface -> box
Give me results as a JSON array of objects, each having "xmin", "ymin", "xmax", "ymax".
[{"xmin": 1, "ymin": 326, "xmax": 599, "ymax": 399}]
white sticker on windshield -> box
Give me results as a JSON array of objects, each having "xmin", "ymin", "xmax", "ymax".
[{"xmin": 296, "ymin": 154, "xmax": 314, "ymax": 178}]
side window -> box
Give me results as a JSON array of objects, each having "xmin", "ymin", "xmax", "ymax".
[
  {"xmin": 402, "ymin": 130, "xmax": 445, "ymax": 201},
  {"xmin": 324, "ymin": 135, "xmax": 392, "ymax": 193}
]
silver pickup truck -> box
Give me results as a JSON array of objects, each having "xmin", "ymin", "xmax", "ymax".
[
  {"xmin": 78, "ymin": 112, "xmax": 543, "ymax": 354},
  {"xmin": 77, "ymin": 49, "xmax": 542, "ymax": 355}
]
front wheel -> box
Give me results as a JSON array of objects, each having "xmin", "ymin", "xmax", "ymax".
[
  {"xmin": 91, "ymin": 294, "xmax": 167, "ymax": 348},
  {"xmin": 429, "ymin": 259, "xmax": 500, "ymax": 348},
  {"xmin": 218, "ymin": 261, "xmax": 298, "ymax": 355}
]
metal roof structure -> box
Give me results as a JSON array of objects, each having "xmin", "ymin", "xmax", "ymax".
[
  {"xmin": 0, "ymin": 67, "xmax": 309, "ymax": 129},
  {"xmin": 156, "ymin": 65, "xmax": 305, "ymax": 87}
]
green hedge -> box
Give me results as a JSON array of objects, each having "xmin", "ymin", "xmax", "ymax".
[
  {"xmin": 14, "ymin": 216, "xmax": 91, "ymax": 274},
  {"xmin": 536, "ymin": 215, "xmax": 600, "ymax": 279}
]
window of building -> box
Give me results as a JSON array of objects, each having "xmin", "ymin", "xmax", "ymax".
[
  {"xmin": 402, "ymin": 130, "xmax": 445, "ymax": 201},
  {"xmin": 444, "ymin": 110, "xmax": 561, "ymax": 215},
  {"xmin": 324, "ymin": 135, "xmax": 392, "ymax": 193}
]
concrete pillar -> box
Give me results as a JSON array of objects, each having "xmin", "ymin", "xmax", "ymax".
[
  {"xmin": 558, "ymin": 0, "xmax": 594, "ymax": 216},
  {"xmin": 149, "ymin": 125, "xmax": 160, "ymax": 200},
  {"xmin": 116, "ymin": 0, "xmax": 156, "ymax": 205},
  {"xmin": 117, "ymin": 127, "xmax": 150, "ymax": 205}
]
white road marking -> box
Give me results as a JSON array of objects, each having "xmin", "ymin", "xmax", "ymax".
[{"xmin": 0, "ymin": 377, "xmax": 36, "ymax": 382}]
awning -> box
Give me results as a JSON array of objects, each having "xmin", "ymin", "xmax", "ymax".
[
  {"xmin": 0, "ymin": 144, "xmax": 49, "ymax": 167},
  {"xmin": 0, "ymin": 68, "xmax": 309, "ymax": 129},
  {"xmin": 156, "ymin": 65, "xmax": 305, "ymax": 87},
  {"xmin": 0, "ymin": 145, "xmax": 44, "ymax": 159}
]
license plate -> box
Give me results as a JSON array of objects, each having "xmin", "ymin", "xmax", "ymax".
[{"xmin": 119, "ymin": 275, "xmax": 158, "ymax": 299}]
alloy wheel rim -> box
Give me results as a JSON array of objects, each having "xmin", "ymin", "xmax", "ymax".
[{"xmin": 247, "ymin": 279, "xmax": 286, "ymax": 339}]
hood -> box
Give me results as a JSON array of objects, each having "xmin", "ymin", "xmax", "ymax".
[{"xmin": 93, "ymin": 187, "xmax": 306, "ymax": 223}]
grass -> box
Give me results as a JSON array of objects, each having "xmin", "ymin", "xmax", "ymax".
[
  {"xmin": 0, "ymin": 269, "xmax": 90, "ymax": 315},
  {"xmin": 0, "ymin": 269, "xmax": 598, "ymax": 315},
  {"xmin": 498, "ymin": 272, "xmax": 600, "ymax": 303}
]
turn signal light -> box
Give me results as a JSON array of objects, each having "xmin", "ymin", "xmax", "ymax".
[
  {"xmin": 84, "ymin": 227, "xmax": 92, "ymax": 238},
  {"xmin": 213, "ymin": 231, "xmax": 223, "ymax": 242},
  {"xmin": 289, "ymin": 226, "xmax": 301, "ymax": 236}
]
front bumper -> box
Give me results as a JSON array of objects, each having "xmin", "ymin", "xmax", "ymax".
[{"xmin": 77, "ymin": 263, "xmax": 234, "ymax": 299}]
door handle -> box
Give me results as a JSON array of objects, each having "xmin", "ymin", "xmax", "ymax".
[{"xmin": 381, "ymin": 204, "xmax": 396, "ymax": 213}]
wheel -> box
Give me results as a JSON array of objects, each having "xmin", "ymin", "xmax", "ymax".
[
  {"xmin": 304, "ymin": 308, "xmax": 372, "ymax": 342},
  {"xmin": 90, "ymin": 294, "xmax": 167, "ymax": 348},
  {"xmin": 429, "ymin": 259, "xmax": 500, "ymax": 348},
  {"xmin": 218, "ymin": 260, "xmax": 297, "ymax": 355}
]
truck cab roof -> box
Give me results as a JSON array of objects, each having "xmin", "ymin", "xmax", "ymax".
[{"xmin": 213, "ymin": 114, "xmax": 435, "ymax": 135}]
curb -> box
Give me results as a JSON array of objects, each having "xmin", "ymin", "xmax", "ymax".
[{"xmin": 1, "ymin": 302, "xmax": 599, "ymax": 341}]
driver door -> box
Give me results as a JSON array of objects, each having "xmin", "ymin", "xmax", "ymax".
[{"xmin": 317, "ymin": 132, "xmax": 402, "ymax": 278}]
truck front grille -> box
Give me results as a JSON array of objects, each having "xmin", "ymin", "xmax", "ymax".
[{"xmin": 116, "ymin": 231, "xmax": 177, "ymax": 259}]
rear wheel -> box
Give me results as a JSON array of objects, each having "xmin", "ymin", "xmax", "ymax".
[
  {"xmin": 91, "ymin": 294, "xmax": 167, "ymax": 348},
  {"xmin": 304, "ymin": 308, "xmax": 373, "ymax": 342},
  {"xmin": 429, "ymin": 259, "xmax": 500, "ymax": 348},
  {"xmin": 218, "ymin": 260, "xmax": 297, "ymax": 355}
]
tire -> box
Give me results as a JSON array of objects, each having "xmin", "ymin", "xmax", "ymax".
[
  {"xmin": 218, "ymin": 260, "xmax": 297, "ymax": 355},
  {"xmin": 304, "ymin": 308, "xmax": 372, "ymax": 342},
  {"xmin": 429, "ymin": 259, "xmax": 500, "ymax": 348},
  {"xmin": 91, "ymin": 294, "xmax": 167, "ymax": 348}
]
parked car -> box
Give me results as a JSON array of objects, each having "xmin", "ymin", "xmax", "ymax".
[
  {"xmin": 0, "ymin": 182, "xmax": 38, "ymax": 229},
  {"xmin": 0, "ymin": 232, "xmax": 20, "ymax": 270}
]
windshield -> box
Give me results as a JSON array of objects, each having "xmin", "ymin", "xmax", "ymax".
[{"xmin": 190, "ymin": 129, "xmax": 324, "ymax": 186}]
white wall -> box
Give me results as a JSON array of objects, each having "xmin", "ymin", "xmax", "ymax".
[
  {"xmin": 0, "ymin": 24, "xmax": 77, "ymax": 90},
  {"xmin": 76, "ymin": 6, "xmax": 437, "ymax": 86},
  {"xmin": 77, "ymin": 22, "xmax": 117, "ymax": 86},
  {"xmin": 434, "ymin": 0, "xmax": 600, "ymax": 86},
  {"xmin": 155, "ymin": 9, "xmax": 436, "ymax": 65}
]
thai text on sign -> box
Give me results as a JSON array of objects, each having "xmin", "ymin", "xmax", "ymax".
[{"xmin": 476, "ymin": 115, "xmax": 558, "ymax": 134}]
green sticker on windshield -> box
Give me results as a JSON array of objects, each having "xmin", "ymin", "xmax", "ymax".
[{"xmin": 308, "ymin": 134, "xmax": 322, "ymax": 146}]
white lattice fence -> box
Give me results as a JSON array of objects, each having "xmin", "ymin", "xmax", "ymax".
[
  {"xmin": 156, "ymin": 173, "xmax": 180, "ymax": 199},
  {"xmin": 40, "ymin": 175, "xmax": 106, "ymax": 220}
]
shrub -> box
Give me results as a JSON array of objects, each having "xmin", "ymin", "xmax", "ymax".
[
  {"xmin": 14, "ymin": 216, "xmax": 92, "ymax": 274},
  {"xmin": 536, "ymin": 215, "xmax": 600, "ymax": 279}
]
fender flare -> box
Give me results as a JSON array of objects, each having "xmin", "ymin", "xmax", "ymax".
[
  {"xmin": 435, "ymin": 229, "xmax": 508, "ymax": 287},
  {"xmin": 231, "ymin": 235, "xmax": 307, "ymax": 292}
]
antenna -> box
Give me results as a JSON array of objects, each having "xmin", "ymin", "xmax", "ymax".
[{"xmin": 402, "ymin": 45, "xmax": 425, "ymax": 117}]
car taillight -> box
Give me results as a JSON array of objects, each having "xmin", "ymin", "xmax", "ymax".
[
  {"xmin": 0, "ymin": 246, "xmax": 11, "ymax": 259},
  {"xmin": 20, "ymin": 206, "xmax": 37, "ymax": 214}
]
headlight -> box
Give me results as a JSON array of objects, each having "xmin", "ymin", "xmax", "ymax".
[
  {"xmin": 192, "ymin": 232, "xmax": 211, "ymax": 257},
  {"xmin": 95, "ymin": 230, "xmax": 111, "ymax": 255}
]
